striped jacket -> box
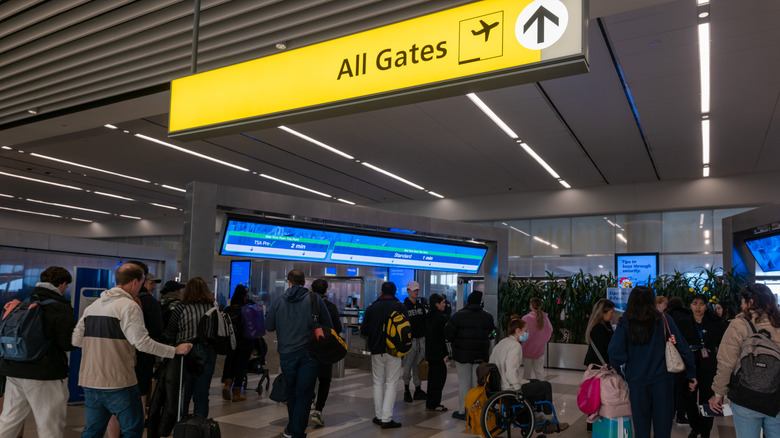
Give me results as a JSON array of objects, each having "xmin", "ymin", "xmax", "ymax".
[{"xmin": 72, "ymin": 287, "xmax": 175, "ymax": 389}]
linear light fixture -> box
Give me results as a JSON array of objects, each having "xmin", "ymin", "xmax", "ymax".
[
  {"xmin": 360, "ymin": 162, "xmax": 424, "ymax": 190},
  {"xmin": 467, "ymin": 93, "xmax": 518, "ymax": 139},
  {"xmin": 428, "ymin": 191, "xmax": 445, "ymax": 199},
  {"xmin": 0, "ymin": 193, "xmax": 13, "ymax": 198},
  {"xmin": 162, "ymin": 185, "xmax": 186, "ymax": 193},
  {"xmin": 518, "ymin": 142, "xmax": 560, "ymax": 179},
  {"xmin": 27, "ymin": 198, "xmax": 110, "ymax": 215},
  {"xmin": 134, "ymin": 134, "xmax": 250, "ymax": 172},
  {"xmin": 336, "ymin": 198, "xmax": 355, "ymax": 205},
  {"xmin": 0, "ymin": 206, "xmax": 62, "ymax": 218},
  {"xmin": 94, "ymin": 191, "xmax": 134, "ymax": 201},
  {"xmin": 510, "ymin": 226, "xmax": 530, "ymax": 236},
  {"xmin": 278, "ymin": 126, "xmax": 355, "ymax": 160},
  {"xmin": 533, "ymin": 235, "xmax": 558, "ymax": 249},
  {"xmin": 120, "ymin": 214, "xmax": 142, "ymax": 220},
  {"xmin": 150, "ymin": 202, "xmax": 179, "ymax": 210},
  {"xmin": 0, "ymin": 170, "xmax": 82, "ymax": 190},
  {"xmin": 71, "ymin": 217, "xmax": 93, "ymax": 223},
  {"xmin": 702, "ymin": 118, "xmax": 710, "ymax": 165},
  {"xmin": 617, "ymin": 233, "xmax": 628, "ymax": 243},
  {"xmin": 30, "ymin": 153, "xmax": 151, "ymax": 183},
  {"xmin": 1, "ymin": 146, "xmax": 11, "ymax": 150},
  {"xmin": 558, "ymin": 180, "xmax": 571, "ymax": 189},
  {"xmin": 260, "ymin": 174, "xmax": 332, "ymax": 198},
  {"xmin": 698, "ymin": 23, "xmax": 710, "ymax": 114},
  {"xmin": 104, "ymin": 124, "xmax": 118, "ymax": 129}
]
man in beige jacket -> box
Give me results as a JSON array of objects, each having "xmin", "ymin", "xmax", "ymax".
[{"xmin": 72, "ymin": 263, "xmax": 192, "ymax": 438}]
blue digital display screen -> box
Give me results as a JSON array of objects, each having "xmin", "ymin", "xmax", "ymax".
[
  {"xmin": 615, "ymin": 253, "xmax": 658, "ymax": 287},
  {"xmin": 745, "ymin": 233, "xmax": 780, "ymax": 273},
  {"xmin": 220, "ymin": 218, "xmax": 487, "ymax": 274},
  {"xmin": 388, "ymin": 268, "xmax": 416, "ymax": 302},
  {"xmin": 229, "ymin": 260, "xmax": 251, "ymax": 298}
]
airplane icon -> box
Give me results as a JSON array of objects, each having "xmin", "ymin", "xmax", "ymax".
[{"xmin": 471, "ymin": 19, "xmax": 499, "ymax": 42}]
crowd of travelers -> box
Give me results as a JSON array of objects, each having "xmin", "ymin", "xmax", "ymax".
[{"xmin": 1, "ymin": 264, "xmax": 779, "ymax": 438}]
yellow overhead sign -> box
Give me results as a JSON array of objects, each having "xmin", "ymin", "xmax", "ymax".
[{"xmin": 170, "ymin": 0, "xmax": 586, "ymax": 140}]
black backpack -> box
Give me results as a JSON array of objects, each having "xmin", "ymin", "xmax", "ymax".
[
  {"xmin": 308, "ymin": 293, "xmax": 347, "ymax": 364},
  {"xmin": 728, "ymin": 318, "xmax": 780, "ymax": 416},
  {"xmin": 0, "ymin": 295, "xmax": 57, "ymax": 361}
]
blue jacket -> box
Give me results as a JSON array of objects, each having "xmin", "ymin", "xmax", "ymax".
[
  {"xmin": 266, "ymin": 285, "xmax": 332, "ymax": 355},
  {"xmin": 608, "ymin": 314, "xmax": 696, "ymax": 385}
]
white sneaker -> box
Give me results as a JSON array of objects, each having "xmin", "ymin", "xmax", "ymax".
[
  {"xmin": 312, "ymin": 410, "xmax": 324, "ymax": 427},
  {"xmin": 283, "ymin": 428, "xmax": 292, "ymax": 438}
]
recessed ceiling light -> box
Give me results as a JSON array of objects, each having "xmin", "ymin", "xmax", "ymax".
[
  {"xmin": 27, "ymin": 198, "xmax": 111, "ymax": 214},
  {"xmin": 150, "ymin": 203, "xmax": 179, "ymax": 210},
  {"xmin": 509, "ymin": 226, "xmax": 530, "ymax": 236},
  {"xmin": 134, "ymin": 134, "xmax": 250, "ymax": 172},
  {"xmin": 30, "ymin": 153, "xmax": 151, "ymax": 183},
  {"xmin": 698, "ymin": 11, "xmax": 709, "ymax": 18},
  {"xmin": 0, "ymin": 206, "xmax": 61, "ymax": 218},
  {"xmin": 104, "ymin": 124, "xmax": 118, "ymax": 129},
  {"xmin": 336, "ymin": 198, "xmax": 355, "ymax": 205},
  {"xmin": 162, "ymin": 185, "xmax": 186, "ymax": 193},
  {"xmin": 0, "ymin": 193, "xmax": 13, "ymax": 198},
  {"xmin": 278, "ymin": 126, "xmax": 355, "ymax": 160},
  {"xmin": 275, "ymin": 42, "xmax": 287, "ymax": 50},
  {"xmin": 94, "ymin": 191, "xmax": 134, "ymax": 201},
  {"xmin": 558, "ymin": 180, "xmax": 571, "ymax": 189},
  {"xmin": 428, "ymin": 191, "xmax": 445, "ymax": 199},
  {"xmin": 518, "ymin": 143, "xmax": 560, "ymax": 179},
  {"xmin": 467, "ymin": 93, "xmax": 518, "ymax": 139},
  {"xmin": 1, "ymin": 146, "xmax": 11, "ymax": 150},
  {"xmin": 70, "ymin": 217, "xmax": 93, "ymax": 223},
  {"xmin": 360, "ymin": 162, "xmax": 424, "ymax": 190},
  {"xmin": 0, "ymin": 171, "xmax": 82, "ymax": 190},
  {"xmin": 260, "ymin": 174, "xmax": 332, "ymax": 198},
  {"xmin": 27, "ymin": 108, "xmax": 38, "ymax": 114},
  {"xmin": 120, "ymin": 214, "xmax": 142, "ymax": 220}
]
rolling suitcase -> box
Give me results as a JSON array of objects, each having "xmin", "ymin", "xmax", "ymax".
[
  {"xmin": 592, "ymin": 415, "xmax": 632, "ymax": 438},
  {"xmin": 172, "ymin": 355, "xmax": 222, "ymax": 438}
]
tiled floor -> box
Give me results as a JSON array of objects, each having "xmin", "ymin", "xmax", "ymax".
[{"xmin": 17, "ymin": 364, "xmax": 736, "ymax": 437}]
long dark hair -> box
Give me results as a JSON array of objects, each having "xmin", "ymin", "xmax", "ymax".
[
  {"xmin": 231, "ymin": 284, "xmax": 249, "ymax": 307},
  {"xmin": 740, "ymin": 284, "xmax": 780, "ymax": 328},
  {"xmin": 624, "ymin": 286, "xmax": 660, "ymax": 345}
]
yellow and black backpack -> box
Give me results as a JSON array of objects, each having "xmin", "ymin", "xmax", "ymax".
[{"xmin": 383, "ymin": 310, "xmax": 412, "ymax": 357}]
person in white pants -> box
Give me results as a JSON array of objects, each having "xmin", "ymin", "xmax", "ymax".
[
  {"xmin": 521, "ymin": 297, "xmax": 553, "ymax": 381},
  {"xmin": 372, "ymin": 353, "xmax": 403, "ymax": 424}
]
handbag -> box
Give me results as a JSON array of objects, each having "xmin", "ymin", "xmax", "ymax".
[
  {"xmin": 662, "ymin": 314, "xmax": 685, "ymax": 373},
  {"xmin": 578, "ymin": 342, "xmax": 605, "ymax": 415},
  {"xmin": 269, "ymin": 373, "xmax": 287, "ymax": 402},
  {"xmin": 308, "ymin": 293, "xmax": 347, "ymax": 364},
  {"xmin": 417, "ymin": 359, "xmax": 429, "ymax": 381}
]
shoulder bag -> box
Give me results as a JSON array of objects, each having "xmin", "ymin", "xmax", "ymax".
[{"xmin": 662, "ymin": 314, "xmax": 685, "ymax": 373}]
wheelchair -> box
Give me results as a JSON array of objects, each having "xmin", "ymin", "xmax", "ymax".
[{"xmin": 481, "ymin": 386, "xmax": 563, "ymax": 438}]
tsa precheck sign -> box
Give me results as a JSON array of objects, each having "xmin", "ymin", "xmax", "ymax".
[{"xmin": 169, "ymin": 0, "xmax": 585, "ymax": 140}]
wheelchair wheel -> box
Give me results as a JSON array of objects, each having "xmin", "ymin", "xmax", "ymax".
[{"xmin": 481, "ymin": 390, "xmax": 535, "ymax": 438}]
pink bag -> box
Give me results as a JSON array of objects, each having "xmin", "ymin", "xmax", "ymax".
[{"xmin": 577, "ymin": 375, "xmax": 601, "ymax": 415}]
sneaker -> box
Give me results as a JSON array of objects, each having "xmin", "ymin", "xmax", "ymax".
[
  {"xmin": 282, "ymin": 428, "xmax": 292, "ymax": 438},
  {"xmin": 381, "ymin": 420, "xmax": 402, "ymax": 429},
  {"xmin": 403, "ymin": 390, "xmax": 413, "ymax": 403},
  {"xmin": 311, "ymin": 410, "xmax": 324, "ymax": 427},
  {"xmin": 427, "ymin": 405, "xmax": 448, "ymax": 412},
  {"xmin": 676, "ymin": 414, "xmax": 689, "ymax": 426},
  {"xmin": 413, "ymin": 387, "xmax": 427, "ymax": 401},
  {"xmin": 372, "ymin": 417, "xmax": 382, "ymax": 425},
  {"xmin": 451, "ymin": 411, "xmax": 466, "ymax": 420}
]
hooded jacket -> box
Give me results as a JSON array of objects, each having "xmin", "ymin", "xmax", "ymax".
[
  {"xmin": 266, "ymin": 285, "xmax": 332, "ymax": 355},
  {"xmin": 0, "ymin": 283, "xmax": 77, "ymax": 380},
  {"xmin": 72, "ymin": 286, "xmax": 175, "ymax": 389},
  {"xmin": 445, "ymin": 303, "xmax": 495, "ymax": 364}
]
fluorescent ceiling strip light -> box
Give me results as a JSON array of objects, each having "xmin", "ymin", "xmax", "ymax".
[
  {"xmin": 518, "ymin": 143, "xmax": 560, "ymax": 179},
  {"xmin": 104, "ymin": 124, "xmax": 118, "ymax": 129},
  {"xmin": 467, "ymin": 93, "xmax": 518, "ymax": 139},
  {"xmin": 0, "ymin": 193, "xmax": 13, "ymax": 198},
  {"xmin": 1, "ymin": 146, "xmax": 11, "ymax": 150},
  {"xmin": 360, "ymin": 162, "xmax": 424, "ymax": 190},
  {"xmin": 0, "ymin": 206, "xmax": 62, "ymax": 218},
  {"xmin": 120, "ymin": 214, "xmax": 142, "ymax": 220},
  {"xmin": 260, "ymin": 174, "xmax": 332, "ymax": 198},
  {"xmin": 697, "ymin": 0, "xmax": 709, "ymax": 5},
  {"xmin": 617, "ymin": 233, "xmax": 628, "ymax": 243},
  {"xmin": 134, "ymin": 134, "xmax": 250, "ymax": 172},
  {"xmin": 162, "ymin": 185, "xmax": 186, "ymax": 193},
  {"xmin": 71, "ymin": 218, "xmax": 92, "ymax": 223},
  {"xmin": 30, "ymin": 153, "xmax": 151, "ymax": 184},
  {"xmin": 150, "ymin": 203, "xmax": 179, "ymax": 210},
  {"xmin": 703, "ymin": 166, "xmax": 710, "ymax": 177},
  {"xmin": 428, "ymin": 191, "xmax": 445, "ymax": 199},
  {"xmin": 510, "ymin": 226, "xmax": 530, "ymax": 236},
  {"xmin": 27, "ymin": 198, "xmax": 110, "ymax": 215},
  {"xmin": 558, "ymin": 180, "xmax": 571, "ymax": 189},
  {"xmin": 701, "ymin": 119, "xmax": 710, "ymax": 165},
  {"xmin": 533, "ymin": 236, "xmax": 558, "ymax": 248},
  {"xmin": 94, "ymin": 191, "xmax": 134, "ymax": 201},
  {"xmin": 699, "ymin": 213, "xmax": 705, "ymax": 226},
  {"xmin": 698, "ymin": 23, "xmax": 710, "ymax": 113},
  {"xmin": 0, "ymin": 170, "xmax": 82, "ymax": 190},
  {"xmin": 336, "ymin": 198, "xmax": 355, "ymax": 205},
  {"xmin": 278, "ymin": 126, "xmax": 355, "ymax": 160}
]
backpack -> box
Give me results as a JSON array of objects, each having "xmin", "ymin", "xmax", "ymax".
[
  {"xmin": 241, "ymin": 304, "xmax": 266, "ymax": 339},
  {"xmin": 728, "ymin": 318, "xmax": 780, "ymax": 417},
  {"xmin": 577, "ymin": 374, "xmax": 601, "ymax": 415},
  {"xmin": 0, "ymin": 295, "xmax": 58, "ymax": 362},
  {"xmin": 308, "ymin": 293, "xmax": 347, "ymax": 364},
  {"xmin": 384, "ymin": 309, "xmax": 412, "ymax": 357},
  {"xmin": 465, "ymin": 368, "xmax": 500, "ymax": 437},
  {"xmin": 197, "ymin": 303, "xmax": 236, "ymax": 355}
]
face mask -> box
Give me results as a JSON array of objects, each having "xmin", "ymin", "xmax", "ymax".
[{"xmin": 518, "ymin": 332, "xmax": 529, "ymax": 342}]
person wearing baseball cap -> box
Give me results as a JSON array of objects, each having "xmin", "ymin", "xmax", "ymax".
[{"xmin": 402, "ymin": 281, "xmax": 427, "ymax": 403}]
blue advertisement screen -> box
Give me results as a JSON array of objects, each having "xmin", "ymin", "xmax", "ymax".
[
  {"xmin": 220, "ymin": 219, "xmax": 487, "ymax": 274},
  {"xmin": 388, "ymin": 268, "xmax": 416, "ymax": 302},
  {"xmin": 230, "ymin": 260, "xmax": 251, "ymax": 297},
  {"xmin": 745, "ymin": 233, "xmax": 780, "ymax": 273},
  {"xmin": 615, "ymin": 253, "xmax": 658, "ymax": 287}
]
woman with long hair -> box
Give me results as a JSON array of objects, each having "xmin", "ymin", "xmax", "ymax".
[
  {"xmin": 521, "ymin": 297, "xmax": 553, "ymax": 380},
  {"xmin": 489, "ymin": 316, "xmax": 528, "ymax": 391},
  {"xmin": 609, "ymin": 286, "xmax": 697, "ymax": 438},
  {"xmin": 708, "ymin": 284, "xmax": 780, "ymax": 436},
  {"xmin": 584, "ymin": 299, "xmax": 616, "ymax": 366},
  {"xmin": 221, "ymin": 285, "xmax": 254, "ymax": 402},
  {"xmin": 163, "ymin": 277, "xmax": 218, "ymax": 417},
  {"xmin": 424, "ymin": 293, "xmax": 450, "ymax": 412}
]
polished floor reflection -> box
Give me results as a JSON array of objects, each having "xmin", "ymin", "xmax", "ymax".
[{"xmin": 21, "ymin": 365, "xmax": 735, "ymax": 437}]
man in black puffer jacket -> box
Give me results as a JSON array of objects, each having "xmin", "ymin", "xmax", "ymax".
[
  {"xmin": 0, "ymin": 266, "xmax": 77, "ymax": 437},
  {"xmin": 445, "ymin": 290, "xmax": 495, "ymax": 420}
]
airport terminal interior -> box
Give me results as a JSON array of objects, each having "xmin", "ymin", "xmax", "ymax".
[{"xmin": 1, "ymin": 0, "xmax": 779, "ymax": 437}]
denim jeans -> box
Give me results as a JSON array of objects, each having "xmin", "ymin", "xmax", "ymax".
[
  {"xmin": 279, "ymin": 349, "xmax": 319, "ymax": 438},
  {"xmin": 731, "ymin": 402, "xmax": 780, "ymax": 438},
  {"xmin": 82, "ymin": 385, "xmax": 143, "ymax": 438},
  {"xmin": 183, "ymin": 343, "xmax": 217, "ymax": 417}
]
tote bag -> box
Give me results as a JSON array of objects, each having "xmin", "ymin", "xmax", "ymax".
[{"xmin": 662, "ymin": 314, "xmax": 685, "ymax": 373}]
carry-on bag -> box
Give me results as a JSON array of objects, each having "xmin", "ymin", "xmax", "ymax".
[{"xmin": 172, "ymin": 355, "xmax": 222, "ymax": 438}]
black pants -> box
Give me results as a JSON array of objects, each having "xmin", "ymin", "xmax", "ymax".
[
  {"xmin": 628, "ymin": 377, "xmax": 675, "ymax": 438},
  {"xmin": 425, "ymin": 358, "xmax": 447, "ymax": 409},
  {"xmin": 685, "ymin": 353, "xmax": 717, "ymax": 436},
  {"xmin": 315, "ymin": 362, "xmax": 332, "ymax": 411},
  {"xmin": 222, "ymin": 339, "xmax": 254, "ymax": 388}
]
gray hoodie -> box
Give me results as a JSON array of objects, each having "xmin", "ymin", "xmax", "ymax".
[{"xmin": 266, "ymin": 285, "xmax": 332, "ymax": 355}]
